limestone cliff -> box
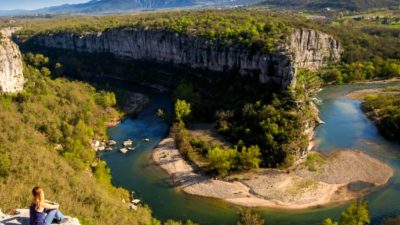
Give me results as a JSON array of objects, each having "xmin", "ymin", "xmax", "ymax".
[
  {"xmin": 32, "ymin": 28, "xmax": 342, "ymax": 88},
  {"xmin": 0, "ymin": 28, "xmax": 24, "ymax": 94}
]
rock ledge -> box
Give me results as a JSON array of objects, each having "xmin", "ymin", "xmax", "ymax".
[{"xmin": 0, "ymin": 209, "xmax": 80, "ymax": 225}]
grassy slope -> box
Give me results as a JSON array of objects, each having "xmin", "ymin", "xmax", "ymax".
[{"xmin": 0, "ymin": 55, "xmax": 155, "ymax": 225}]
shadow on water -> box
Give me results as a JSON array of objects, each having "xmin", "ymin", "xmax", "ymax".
[{"xmin": 102, "ymin": 79, "xmax": 400, "ymax": 225}]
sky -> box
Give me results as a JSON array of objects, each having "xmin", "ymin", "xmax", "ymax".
[{"xmin": 0, "ymin": 0, "xmax": 89, "ymax": 10}]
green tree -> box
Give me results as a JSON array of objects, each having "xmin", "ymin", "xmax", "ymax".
[
  {"xmin": 0, "ymin": 152, "xmax": 10, "ymax": 177},
  {"xmin": 323, "ymin": 218, "xmax": 339, "ymax": 225},
  {"xmin": 340, "ymin": 201, "xmax": 370, "ymax": 225},
  {"xmin": 95, "ymin": 91, "xmax": 116, "ymax": 107},
  {"xmin": 238, "ymin": 145, "xmax": 261, "ymax": 170},
  {"xmin": 236, "ymin": 209, "xmax": 265, "ymax": 225},
  {"xmin": 92, "ymin": 161, "xmax": 112, "ymax": 186},
  {"xmin": 175, "ymin": 99, "xmax": 191, "ymax": 125},
  {"xmin": 322, "ymin": 201, "xmax": 370, "ymax": 225},
  {"xmin": 207, "ymin": 146, "xmax": 237, "ymax": 176}
]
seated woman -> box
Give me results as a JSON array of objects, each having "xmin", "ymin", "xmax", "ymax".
[{"xmin": 30, "ymin": 187, "xmax": 68, "ymax": 225}]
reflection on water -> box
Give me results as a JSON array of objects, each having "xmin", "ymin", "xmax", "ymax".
[{"xmin": 103, "ymin": 81, "xmax": 400, "ymax": 225}]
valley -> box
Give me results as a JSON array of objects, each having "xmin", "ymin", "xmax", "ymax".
[{"xmin": 0, "ymin": 4, "xmax": 399, "ymax": 225}]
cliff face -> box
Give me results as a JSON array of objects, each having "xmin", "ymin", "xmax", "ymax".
[
  {"xmin": 0, "ymin": 28, "xmax": 24, "ymax": 94},
  {"xmin": 33, "ymin": 28, "xmax": 342, "ymax": 88}
]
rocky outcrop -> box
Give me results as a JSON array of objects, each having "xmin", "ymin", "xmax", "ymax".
[
  {"xmin": 32, "ymin": 28, "xmax": 342, "ymax": 88},
  {"xmin": 0, "ymin": 209, "xmax": 80, "ymax": 225},
  {"xmin": 288, "ymin": 29, "xmax": 342, "ymax": 72},
  {"xmin": 0, "ymin": 28, "xmax": 24, "ymax": 94}
]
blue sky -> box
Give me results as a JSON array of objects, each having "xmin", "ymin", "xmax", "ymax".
[{"xmin": 0, "ymin": 0, "xmax": 89, "ymax": 10}]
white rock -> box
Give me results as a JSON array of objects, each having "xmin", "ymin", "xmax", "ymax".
[
  {"xmin": 123, "ymin": 139, "xmax": 133, "ymax": 147},
  {"xmin": 129, "ymin": 204, "xmax": 137, "ymax": 211},
  {"xmin": 120, "ymin": 148, "xmax": 128, "ymax": 154},
  {"xmin": 0, "ymin": 209, "xmax": 80, "ymax": 225},
  {"xmin": 131, "ymin": 199, "xmax": 141, "ymax": 204},
  {"xmin": 0, "ymin": 28, "xmax": 24, "ymax": 94}
]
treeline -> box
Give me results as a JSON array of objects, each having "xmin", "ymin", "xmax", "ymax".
[
  {"xmin": 15, "ymin": 10, "xmax": 309, "ymax": 54},
  {"xmin": 317, "ymin": 15, "xmax": 400, "ymax": 83},
  {"xmin": 362, "ymin": 87, "xmax": 400, "ymax": 140},
  {"xmin": 259, "ymin": 0, "xmax": 400, "ymax": 11},
  {"xmin": 320, "ymin": 57, "xmax": 400, "ymax": 84}
]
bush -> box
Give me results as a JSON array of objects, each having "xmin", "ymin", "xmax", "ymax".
[
  {"xmin": 0, "ymin": 152, "xmax": 10, "ymax": 177},
  {"xmin": 236, "ymin": 209, "xmax": 265, "ymax": 225},
  {"xmin": 323, "ymin": 201, "xmax": 370, "ymax": 225},
  {"xmin": 174, "ymin": 99, "xmax": 191, "ymax": 125},
  {"xmin": 207, "ymin": 146, "xmax": 237, "ymax": 176},
  {"xmin": 237, "ymin": 145, "xmax": 261, "ymax": 170}
]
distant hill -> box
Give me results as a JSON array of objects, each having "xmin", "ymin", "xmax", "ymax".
[
  {"xmin": 0, "ymin": 0, "xmax": 235, "ymax": 16},
  {"xmin": 36, "ymin": 0, "xmax": 200, "ymax": 14},
  {"xmin": 259, "ymin": 0, "xmax": 400, "ymax": 11}
]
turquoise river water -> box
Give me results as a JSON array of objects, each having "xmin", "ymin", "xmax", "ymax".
[{"xmin": 102, "ymin": 80, "xmax": 400, "ymax": 225}]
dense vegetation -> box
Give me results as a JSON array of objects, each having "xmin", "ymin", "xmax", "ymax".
[
  {"xmin": 16, "ymin": 10, "xmax": 309, "ymax": 53},
  {"xmin": 362, "ymin": 87, "xmax": 400, "ymax": 141},
  {"xmin": 259, "ymin": 0, "xmax": 400, "ymax": 11},
  {"xmin": 317, "ymin": 15, "xmax": 400, "ymax": 84},
  {"xmin": 236, "ymin": 210, "xmax": 265, "ymax": 225},
  {"xmin": 323, "ymin": 201, "xmax": 370, "ymax": 225},
  {"xmin": 169, "ymin": 68, "xmax": 318, "ymax": 175},
  {"xmin": 0, "ymin": 52, "xmax": 194, "ymax": 225}
]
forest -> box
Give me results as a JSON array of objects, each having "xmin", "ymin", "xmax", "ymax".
[{"xmin": 362, "ymin": 87, "xmax": 400, "ymax": 141}]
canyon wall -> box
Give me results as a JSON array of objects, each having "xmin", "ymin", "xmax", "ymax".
[
  {"xmin": 0, "ymin": 28, "xmax": 24, "ymax": 93},
  {"xmin": 32, "ymin": 28, "xmax": 342, "ymax": 88}
]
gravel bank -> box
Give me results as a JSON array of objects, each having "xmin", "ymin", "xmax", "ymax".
[{"xmin": 152, "ymin": 137, "xmax": 393, "ymax": 209}]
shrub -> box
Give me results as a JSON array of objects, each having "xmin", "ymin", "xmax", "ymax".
[
  {"xmin": 0, "ymin": 152, "xmax": 10, "ymax": 177},
  {"xmin": 237, "ymin": 145, "xmax": 261, "ymax": 170},
  {"xmin": 207, "ymin": 146, "xmax": 237, "ymax": 176},
  {"xmin": 174, "ymin": 99, "xmax": 191, "ymax": 125},
  {"xmin": 236, "ymin": 209, "xmax": 265, "ymax": 225}
]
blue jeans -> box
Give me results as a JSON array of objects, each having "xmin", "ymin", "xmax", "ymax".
[{"xmin": 44, "ymin": 209, "xmax": 65, "ymax": 225}]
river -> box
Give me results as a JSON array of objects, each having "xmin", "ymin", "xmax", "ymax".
[{"xmin": 101, "ymin": 80, "xmax": 400, "ymax": 225}]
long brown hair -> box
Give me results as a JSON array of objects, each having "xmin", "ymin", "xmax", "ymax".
[{"xmin": 32, "ymin": 186, "xmax": 44, "ymax": 210}]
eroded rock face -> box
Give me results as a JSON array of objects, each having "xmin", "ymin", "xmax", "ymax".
[
  {"xmin": 0, "ymin": 28, "xmax": 24, "ymax": 94},
  {"xmin": 33, "ymin": 28, "xmax": 342, "ymax": 88}
]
